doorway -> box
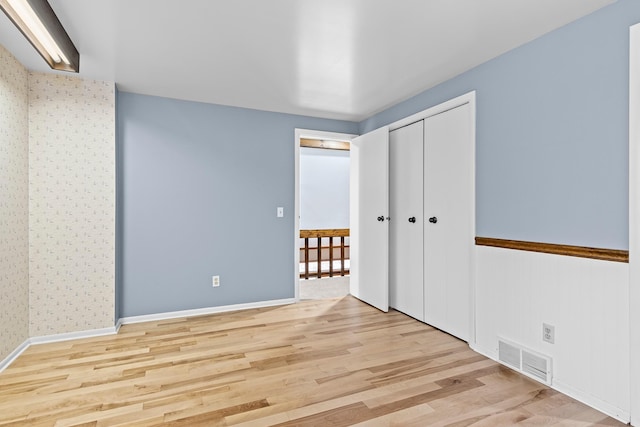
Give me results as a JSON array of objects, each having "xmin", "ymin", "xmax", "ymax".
[{"xmin": 294, "ymin": 129, "xmax": 357, "ymax": 301}]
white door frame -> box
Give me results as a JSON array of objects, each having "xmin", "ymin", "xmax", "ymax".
[
  {"xmin": 387, "ymin": 91, "xmax": 477, "ymax": 345},
  {"xmin": 294, "ymin": 129, "xmax": 357, "ymax": 301},
  {"xmin": 628, "ymin": 22, "xmax": 640, "ymax": 426}
]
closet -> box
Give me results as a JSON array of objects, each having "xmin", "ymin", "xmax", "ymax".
[{"xmin": 351, "ymin": 93, "xmax": 474, "ymax": 342}]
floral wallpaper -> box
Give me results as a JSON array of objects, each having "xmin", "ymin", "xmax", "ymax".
[
  {"xmin": 28, "ymin": 72, "xmax": 115, "ymax": 336},
  {"xmin": 0, "ymin": 45, "xmax": 29, "ymax": 361}
]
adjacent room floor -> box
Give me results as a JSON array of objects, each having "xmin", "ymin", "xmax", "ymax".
[
  {"xmin": 0, "ymin": 296, "xmax": 623, "ymax": 426},
  {"xmin": 299, "ymin": 275, "xmax": 350, "ymax": 300}
]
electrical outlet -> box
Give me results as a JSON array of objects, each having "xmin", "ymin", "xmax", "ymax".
[
  {"xmin": 212, "ymin": 275, "xmax": 220, "ymax": 287},
  {"xmin": 543, "ymin": 323, "xmax": 555, "ymax": 344}
]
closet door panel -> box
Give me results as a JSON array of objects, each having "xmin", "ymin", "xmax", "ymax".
[
  {"xmin": 389, "ymin": 121, "xmax": 424, "ymax": 320},
  {"xmin": 350, "ymin": 126, "xmax": 389, "ymax": 313},
  {"xmin": 424, "ymin": 104, "xmax": 473, "ymax": 341}
]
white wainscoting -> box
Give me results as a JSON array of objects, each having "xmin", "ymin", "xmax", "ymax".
[{"xmin": 474, "ymin": 246, "xmax": 630, "ymax": 422}]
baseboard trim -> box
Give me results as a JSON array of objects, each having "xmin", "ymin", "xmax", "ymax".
[
  {"xmin": 0, "ymin": 326, "xmax": 118, "ymax": 374},
  {"xmin": 118, "ymin": 298, "xmax": 297, "ymax": 325},
  {"xmin": 470, "ymin": 344, "xmax": 630, "ymax": 424},
  {"xmin": 29, "ymin": 326, "xmax": 118, "ymax": 346},
  {"xmin": 552, "ymin": 379, "xmax": 630, "ymax": 424},
  {"xmin": 0, "ymin": 299, "xmax": 297, "ymax": 373},
  {"xmin": 0, "ymin": 339, "xmax": 30, "ymax": 373}
]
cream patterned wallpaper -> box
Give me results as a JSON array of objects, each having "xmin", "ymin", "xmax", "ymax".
[
  {"xmin": 0, "ymin": 45, "xmax": 30, "ymax": 361},
  {"xmin": 29, "ymin": 73, "xmax": 115, "ymax": 336}
]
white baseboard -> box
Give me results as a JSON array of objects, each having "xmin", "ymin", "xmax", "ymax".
[
  {"xmin": 0, "ymin": 339, "xmax": 30, "ymax": 373},
  {"xmin": 118, "ymin": 298, "xmax": 296, "ymax": 325},
  {"xmin": 29, "ymin": 326, "xmax": 118, "ymax": 346},
  {"xmin": 552, "ymin": 380, "xmax": 630, "ymax": 424},
  {"xmin": 470, "ymin": 344, "xmax": 630, "ymax": 424},
  {"xmin": 0, "ymin": 298, "xmax": 297, "ymax": 373},
  {"xmin": 0, "ymin": 326, "xmax": 118, "ymax": 374}
]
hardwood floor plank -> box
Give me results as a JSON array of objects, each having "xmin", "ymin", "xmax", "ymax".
[
  {"xmin": 163, "ymin": 398, "xmax": 269, "ymax": 425},
  {"xmin": 53, "ymin": 403, "xmax": 144, "ymax": 427},
  {"xmin": 0, "ymin": 296, "xmax": 624, "ymax": 426}
]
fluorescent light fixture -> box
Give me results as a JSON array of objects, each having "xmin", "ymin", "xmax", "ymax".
[{"xmin": 0, "ymin": 0, "xmax": 79, "ymax": 72}]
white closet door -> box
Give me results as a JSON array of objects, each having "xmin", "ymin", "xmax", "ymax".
[
  {"xmin": 389, "ymin": 121, "xmax": 424, "ymax": 320},
  {"xmin": 350, "ymin": 126, "xmax": 389, "ymax": 312},
  {"xmin": 424, "ymin": 103, "xmax": 473, "ymax": 341}
]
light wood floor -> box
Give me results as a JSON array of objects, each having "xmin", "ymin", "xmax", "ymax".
[{"xmin": 0, "ymin": 296, "xmax": 625, "ymax": 426}]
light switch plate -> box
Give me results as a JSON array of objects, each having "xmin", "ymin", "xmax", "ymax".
[{"xmin": 277, "ymin": 207, "xmax": 284, "ymax": 218}]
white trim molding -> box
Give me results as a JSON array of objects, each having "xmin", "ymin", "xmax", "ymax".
[
  {"xmin": 29, "ymin": 326, "xmax": 118, "ymax": 345},
  {"xmin": 118, "ymin": 298, "xmax": 296, "ymax": 325},
  {"xmin": 0, "ymin": 326, "xmax": 118, "ymax": 374},
  {"xmin": 1, "ymin": 299, "xmax": 297, "ymax": 373},
  {"xmin": 0, "ymin": 339, "xmax": 30, "ymax": 374},
  {"xmin": 388, "ymin": 91, "xmax": 476, "ymax": 131},
  {"xmin": 629, "ymin": 21, "xmax": 640, "ymax": 427},
  {"xmin": 294, "ymin": 129, "xmax": 357, "ymax": 302},
  {"xmin": 552, "ymin": 380, "xmax": 630, "ymax": 424}
]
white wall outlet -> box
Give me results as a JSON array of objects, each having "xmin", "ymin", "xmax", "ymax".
[
  {"xmin": 277, "ymin": 207, "xmax": 284, "ymax": 218},
  {"xmin": 543, "ymin": 323, "xmax": 555, "ymax": 344},
  {"xmin": 212, "ymin": 275, "xmax": 220, "ymax": 287}
]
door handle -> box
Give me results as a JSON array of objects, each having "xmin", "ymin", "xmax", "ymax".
[
  {"xmin": 377, "ymin": 216, "xmax": 385, "ymax": 222},
  {"xmin": 429, "ymin": 217, "xmax": 438, "ymax": 224},
  {"xmin": 408, "ymin": 217, "xmax": 416, "ymax": 223}
]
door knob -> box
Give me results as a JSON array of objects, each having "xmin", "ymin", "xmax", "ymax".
[
  {"xmin": 377, "ymin": 216, "xmax": 385, "ymax": 222},
  {"xmin": 429, "ymin": 217, "xmax": 438, "ymax": 224},
  {"xmin": 408, "ymin": 217, "xmax": 416, "ymax": 223}
]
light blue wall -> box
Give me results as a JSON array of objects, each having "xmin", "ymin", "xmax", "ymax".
[
  {"xmin": 117, "ymin": 0, "xmax": 637, "ymax": 317},
  {"xmin": 117, "ymin": 93, "xmax": 358, "ymax": 317},
  {"xmin": 300, "ymin": 147, "xmax": 350, "ymax": 229},
  {"xmin": 361, "ymin": 0, "xmax": 639, "ymax": 250}
]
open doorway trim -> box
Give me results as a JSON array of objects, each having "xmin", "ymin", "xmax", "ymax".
[
  {"xmin": 294, "ymin": 129, "xmax": 357, "ymax": 301},
  {"xmin": 300, "ymin": 138, "xmax": 350, "ymax": 151}
]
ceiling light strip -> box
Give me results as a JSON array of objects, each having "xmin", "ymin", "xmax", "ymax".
[{"xmin": 0, "ymin": 0, "xmax": 78, "ymax": 72}]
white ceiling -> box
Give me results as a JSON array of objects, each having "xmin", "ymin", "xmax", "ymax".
[{"xmin": 0, "ymin": 0, "xmax": 615, "ymax": 121}]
